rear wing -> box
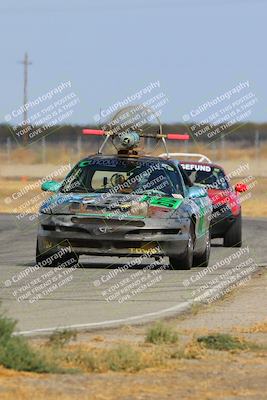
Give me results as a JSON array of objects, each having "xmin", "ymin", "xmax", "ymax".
[{"xmin": 159, "ymin": 152, "xmax": 211, "ymax": 163}]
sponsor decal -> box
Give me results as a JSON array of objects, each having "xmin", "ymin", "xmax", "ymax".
[
  {"xmin": 142, "ymin": 196, "xmax": 183, "ymax": 209},
  {"xmin": 181, "ymin": 163, "xmax": 211, "ymax": 172}
]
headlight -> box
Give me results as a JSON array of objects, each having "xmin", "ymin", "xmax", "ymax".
[{"xmin": 129, "ymin": 201, "xmax": 148, "ymax": 217}]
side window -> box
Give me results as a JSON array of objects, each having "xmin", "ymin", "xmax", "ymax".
[
  {"xmin": 178, "ymin": 165, "xmax": 193, "ymax": 188},
  {"xmin": 161, "ymin": 163, "xmax": 185, "ymax": 196}
]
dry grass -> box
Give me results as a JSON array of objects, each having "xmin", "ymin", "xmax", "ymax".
[
  {"xmin": 1, "ymin": 144, "xmax": 83, "ymax": 165},
  {"xmin": 233, "ymin": 177, "xmax": 267, "ymax": 217},
  {"xmin": 237, "ymin": 320, "xmax": 267, "ymax": 333},
  {"xmin": 0, "ymin": 178, "xmax": 50, "ymax": 214},
  {"xmin": 177, "ymin": 142, "xmax": 267, "ymax": 161},
  {"xmin": 1, "ymin": 142, "xmax": 267, "ymax": 165},
  {"xmin": 0, "ymin": 307, "xmax": 266, "ymax": 400},
  {"xmin": 26, "ymin": 323, "xmax": 266, "ymax": 375},
  {"xmin": 0, "ymin": 145, "xmax": 266, "ymax": 215},
  {"xmin": 1, "ymin": 267, "xmax": 266, "ymax": 399},
  {"xmin": 0, "ymin": 325, "xmax": 267, "ymax": 400}
]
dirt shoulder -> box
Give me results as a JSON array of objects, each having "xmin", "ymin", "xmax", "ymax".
[{"xmin": 0, "ymin": 269, "xmax": 267, "ymax": 400}]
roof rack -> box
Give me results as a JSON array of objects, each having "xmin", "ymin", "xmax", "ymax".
[{"xmin": 159, "ymin": 152, "xmax": 211, "ymax": 163}]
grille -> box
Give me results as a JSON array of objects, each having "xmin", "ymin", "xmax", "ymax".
[
  {"xmin": 126, "ymin": 229, "xmax": 180, "ymax": 235},
  {"xmin": 71, "ymin": 217, "xmax": 145, "ymax": 227}
]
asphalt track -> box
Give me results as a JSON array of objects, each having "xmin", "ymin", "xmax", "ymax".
[{"xmin": 0, "ymin": 214, "xmax": 266, "ymax": 335}]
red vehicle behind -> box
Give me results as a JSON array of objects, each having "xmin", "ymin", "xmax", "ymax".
[{"xmin": 180, "ymin": 159, "xmax": 247, "ymax": 247}]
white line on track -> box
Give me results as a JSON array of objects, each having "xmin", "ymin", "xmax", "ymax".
[{"xmin": 15, "ymin": 300, "xmax": 192, "ymax": 336}]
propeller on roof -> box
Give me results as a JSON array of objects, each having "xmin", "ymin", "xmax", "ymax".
[{"xmin": 82, "ymin": 105, "xmax": 190, "ymax": 156}]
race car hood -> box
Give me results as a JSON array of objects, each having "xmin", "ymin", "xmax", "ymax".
[{"xmin": 40, "ymin": 192, "xmax": 185, "ymax": 219}]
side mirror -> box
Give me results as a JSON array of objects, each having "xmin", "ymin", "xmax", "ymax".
[
  {"xmin": 235, "ymin": 183, "xmax": 248, "ymax": 193},
  {"xmin": 188, "ymin": 185, "xmax": 207, "ymax": 199},
  {"xmin": 41, "ymin": 180, "xmax": 61, "ymax": 192}
]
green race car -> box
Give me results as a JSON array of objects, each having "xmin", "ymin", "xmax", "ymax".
[{"xmin": 36, "ymin": 154, "xmax": 212, "ymax": 270}]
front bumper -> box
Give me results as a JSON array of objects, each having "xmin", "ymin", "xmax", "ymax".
[
  {"xmin": 37, "ymin": 214, "xmax": 191, "ymax": 258},
  {"xmin": 210, "ymin": 204, "xmax": 239, "ymax": 238}
]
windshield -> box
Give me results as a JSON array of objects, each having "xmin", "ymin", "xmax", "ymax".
[
  {"xmin": 181, "ymin": 163, "xmax": 229, "ymax": 190},
  {"xmin": 61, "ymin": 158, "xmax": 184, "ymax": 196}
]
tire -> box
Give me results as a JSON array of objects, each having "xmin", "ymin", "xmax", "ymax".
[
  {"xmin": 193, "ymin": 231, "xmax": 211, "ymax": 268},
  {"xmin": 36, "ymin": 239, "xmax": 51, "ymax": 265},
  {"xmin": 223, "ymin": 214, "xmax": 242, "ymax": 247},
  {"xmin": 35, "ymin": 239, "xmax": 79, "ymax": 267},
  {"xmin": 60, "ymin": 253, "xmax": 79, "ymax": 268},
  {"xmin": 169, "ymin": 226, "xmax": 194, "ymax": 270}
]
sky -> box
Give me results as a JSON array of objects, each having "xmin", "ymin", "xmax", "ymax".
[{"xmin": 0, "ymin": 0, "xmax": 266, "ymax": 125}]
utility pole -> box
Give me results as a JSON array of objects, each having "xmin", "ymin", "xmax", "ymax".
[
  {"xmin": 221, "ymin": 134, "xmax": 225, "ymax": 160},
  {"xmin": 19, "ymin": 52, "xmax": 32, "ymax": 144},
  {"xmin": 255, "ymin": 129, "xmax": 260, "ymax": 159}
]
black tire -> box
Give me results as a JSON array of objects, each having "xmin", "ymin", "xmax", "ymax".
[
  {"xmin": 223, "ymin": 214, "xmax": 242, "ymax": 247},
  {"xmin": 35, "ymin": 240, "xmax": 51, "ymax": 265},
  {"xmin": 36, "ymin": 239, "xmax": 79, "ymax": 267},
  {"xmin": 193, "ymin": 231, "xmax": 211, "ymax": 268},
  {"xmin": 60, "ymin": 253, "xmax": 79, "ymax": 267},
  {"xmin": 169, "ymin": 227, "xmax": 194, "ymax": 270}
]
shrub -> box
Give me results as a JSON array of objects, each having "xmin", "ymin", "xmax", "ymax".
[
  {"xmin": 47, "ymin": 329, "xmax": 77, "ymax": 348},
  {"xmin": 0, "ymin": 313, "xmax": 57, "ymax": 372},
  {"xmin": 145, "ymin": 322, "xmax": 179, "ymax": 345},
  {"xmin": 105, "ymin": 344, "xmax": 143, "ymax": 372},
  {"xmin": 66, "ymin": 349, "xmax": 102, "ymax": 372},
  {"xmin": 0, "ymin": 314, "xmax": 16, "ymax": 342},
  {"xmin": 0, "ymin": 336, "xmax": 57, "ymax": 372},
  {"xmin": 197, "ymin": 334, "xmax": 249, "ymax": 351},
  {"xmin": 68, "ymin": 344, "xmax": 143, "ymax": 372}
]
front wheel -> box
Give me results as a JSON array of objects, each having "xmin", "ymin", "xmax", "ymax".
[
  {"xmin": 169, "ymin": 229, "xmax": 193, "ymax": 270},
  {"xmin": 36, "ymin": 239, "xmax": 79, "ymax": 267},
  {"xmin": 193, "ymin": 231, "xmax": 211, "ymax": 268},
  {"xmin": 36, "ymin": 239, "xmax": 50, "ymax": 265},
  {"xmin": 223, "ymin": 214, "xmax": 242, "ymax": 247}
]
